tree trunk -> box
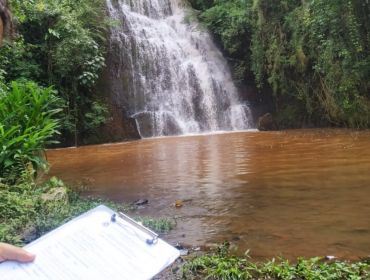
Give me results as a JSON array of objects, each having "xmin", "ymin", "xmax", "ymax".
[
  {"xmin": 0, "ymin": 16, "xmax": 3, "ymax": 46},
  {"xmin": 0, "ymin": 0, "xmax": 12, "ymax": 45}
]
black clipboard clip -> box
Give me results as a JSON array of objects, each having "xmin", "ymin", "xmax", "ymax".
[{"xmin": 111, "ymin": 212, "xmax": 159, "ymax": 245}]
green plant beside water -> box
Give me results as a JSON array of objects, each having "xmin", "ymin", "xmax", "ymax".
[
  {"xmin": 136, "ymin": 217, "xmax": 175, "ymax": 234},
  {"xmin": 181, "ymin": 244, "xmax": 370, "ymax": 280},
  {"xmin": 0, "ymin": 74, "xmax": 172, "ymax": 248},
  {"xmin": 0, "ymin": 80, "xmax": 61, "ymax": 182},
  {"xmin": 0, "ymin": 175, "xmax": 175, "ymax": 246},
  {"xmin": 0, "ymin": 175, "xmax": 130, "ymax": 246}
]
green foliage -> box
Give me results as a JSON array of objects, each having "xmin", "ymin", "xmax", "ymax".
[
  {"xmin": 0, "ymin": 176, "xmax": 126, "ymax": 246},
  {"xmin": 83, "ymin": 101, "xmax": 109, "ymax": 135},
  {"xmin": 189, "ymin": 0, "xmax": 215, "ymax": 11},
  {"xmin": 0, "ymin": 179, "xmax": 39, "ymax": 245},
  {"xmin": 201, "ymin": 0, "xmax": 250, "ymax": 55},
  {"xmin": 192, "ymin": 0, "xmax": 254, "ymax": 82},
  {"xmin": 0, "ymin": 81, "xmax": 61, "ymax": 180},
  {"xmin": 135, "ymin": 217, "xmax": 174, "ymax": 234},
  {"xmin": 182, "ymin": 244, "xmax": 370, "ymax": 280},
  {"xmin": 251, "ymin": 0, "xmax": 370, "ymax": 128},
  {"xmin": 0, "ymin": 37, "xmax": 42, "ymax": 81},
  {"xmin": 258, "ymin": 257, "xmax": 369, "ymax": 280},
  {"xmin": 0, "ymin": 175, "xmax": 174, "ymax": 247},
  {"xmin": 190, "ymin": 0, "xmax": 370, "ymax": 128},
  {"xmin": 0, "ymin": 0, "xmax": 109, "ymax": 145}
]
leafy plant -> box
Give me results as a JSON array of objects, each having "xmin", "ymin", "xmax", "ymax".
[
  {"xmin": 0, "ymin": 176, "xmax": 124, "ymax": 246},
  {"xmin": 190, "ymin": 0, "xmax": 370, "ymax": 128},
  {"xmin": 0, "ymin": 81, "xmax": 61, "ymax": 180},
  {"xmin": 1, "ymin": 0, "xmax": 109, "ymax": 145},
  {"xmin": 135, "ymin": 217, "xmax": 174, "ymax": 234},
  {"xmin": 182, "ymin": 244, "xmax": 370, "ymax": 279}
]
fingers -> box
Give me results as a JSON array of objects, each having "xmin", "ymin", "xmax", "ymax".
[{"xmin": 0, "ymin": 243, "xmax": 36, "ymax": 263}]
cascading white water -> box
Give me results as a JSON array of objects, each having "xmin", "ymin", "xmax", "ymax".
[{"xmin": 106, "ymin": 0, "xmax": 252, "ymax": 137}]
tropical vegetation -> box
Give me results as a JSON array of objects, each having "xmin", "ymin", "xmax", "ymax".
[
  {"xmin": 0, "ymin": 81, "xmax": 60, "ymax": 181},
  {"xmin": 1, "ymin": 1, "xmax": 370, "ymax": 279},
  {"xmin": 189, "ymin": 0, "xmax": 370, "ymax": 128},
  {"xmin": 0, "ymin": 0, "xmax": 108, "ymax": 146},
  {"xmin": 181, "ymin": 244, "xmax": 370, "ymax": 279}
]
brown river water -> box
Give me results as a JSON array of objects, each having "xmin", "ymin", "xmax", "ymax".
[{"xmin": 47, "ymin": 129, "xmax": 370, "ymax": 260}]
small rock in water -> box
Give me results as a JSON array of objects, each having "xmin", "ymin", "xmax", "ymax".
[
  {"xmin": 179, "ymin": 249, "xmax": 189, "ymax": 256},
  {"xmin": 175, "ymin": 200, "xmax": 183, "ymax": 208},
  {"xmin": 175, "ymin": 243, "xmax": 184, "ymax": 250},
  {"xmin": 257, "ymin": 113, "xmax": 278, "ymax": 131},
  {"xmin": 232, "ymin": 236, "xmax": 241, "ymax": 241},
  {"xmin": 134, "ymin": 199, "xmax": 148, "ymax": 206},
  {"xmin": 325, "ymin": 255, "xmax": 336, "ymax": 260}
]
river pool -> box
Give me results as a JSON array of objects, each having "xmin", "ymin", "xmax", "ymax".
[{"xmin": 47, "ymin": 129, "xmax": 370, "ymax": 260}]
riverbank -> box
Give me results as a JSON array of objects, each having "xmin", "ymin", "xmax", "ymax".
[
  {"xmin": 155, "ymin": 243, "xmax": 370, "ymax": 279},
  {"xmin": 0, "ymin": 176, "xmax": 117, "ymax": 246},
  {"xmin": 47, "ymin": 129, "xmax": 370, "ymax": 260},
  {"xmin": 1, "ymin": 175, "xmax": 369, "ymax": 279},
  {"xmin": 0, "ymin": 176, "xmax": 173, "ymax": 246}
]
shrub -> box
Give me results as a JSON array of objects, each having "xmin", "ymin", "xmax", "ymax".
[
  {"xmin": 0, "ymin": 81, "xmax": 61, "ymax": 180},
  {"xmin": 135, "ymin": 217, "xmax": 174, "ymax": 234},
  {"xmin": 0, "ymin": 0, "xmax": 109, "ymax": 145},
  {"xmin": 0, "ymin": 177, "xmax": 114, "ymax": 246},
  {"xmin": 0, "ymin": 176, "xmax": 167, "ymax": 247},
  {"xmin": 182, "ymin": 244, "xmax": 370, "ymax": 280},
  {"xmin": 190, "ymin": 0, "xmax": 370, "ymax": 128}
]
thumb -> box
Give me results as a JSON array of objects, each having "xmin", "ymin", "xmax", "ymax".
[{"xmin": 0, "ymin": 243, "xmax": 36, "ymax": 263}]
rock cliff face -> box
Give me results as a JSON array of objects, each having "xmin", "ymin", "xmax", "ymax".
[
  {"xmin": 257, "ymin": 113, "xmax": 278, "ymax": 131},
  {"xmin": 93, "ymin": 66, "xmax": 142, "ymax": 143},
  {"xmin": 101, "ymin": 0, "xmax": 252, "ymax": 139}
]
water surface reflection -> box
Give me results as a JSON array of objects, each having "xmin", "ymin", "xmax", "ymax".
[{"xmin": 47, "ymin": 130, "xmax": 370, "ymax": 260}]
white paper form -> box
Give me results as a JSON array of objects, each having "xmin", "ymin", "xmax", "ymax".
[{"xmin": 0, "ymin": 205, "xmax": 180, "ymax": 280}]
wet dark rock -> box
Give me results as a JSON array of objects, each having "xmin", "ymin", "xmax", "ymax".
[
  {"xmin": 231, "ymin": 236, "xmax": 241, "ymax": 241},
  {"xmin": 352, "ymin": 228, "xmax": 369, "ymax": 234},
  {"xmin": 257, "ymin": 113, "xmax": 278, "ymax": 131},
  {"xmin": 84, "ymin": 102, "xmax": 141, "ymax": 145},
  {"xmin": 22, "ymin": 225, "xmax": 38, "ymax": 243},
  {"xmin": 152, "ymin": 257, "xmax": 185, "ymax": 280},
  {"xmin": 135, "ymin": 111, "xmax": 182, "ymax": 137},
  {"xmin": 175, "ymin": 243, "xmax": 184, "ymax": 250},
  {"xmin": 134, "ymin": 199, "xmax": 149, "ymax": 206},
  {"xmin": 179, "ymin": 249, "xmax": 189, "ymax": 256}
]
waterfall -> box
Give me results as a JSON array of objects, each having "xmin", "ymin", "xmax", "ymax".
[{"xmin": 106, "ymin": 0, "xmax": 252, "ymax": 137}]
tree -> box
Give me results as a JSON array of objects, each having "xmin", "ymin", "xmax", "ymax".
[
  {"xmin": 190, "ymin": 0, "xmax": 370, "ymax": 128},
  {"xmin": 0, "ymin": 0, "xmax": 12, "ymax": 45}
]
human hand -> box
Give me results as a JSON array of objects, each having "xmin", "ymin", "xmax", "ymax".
[{"xmin": 0, "ymin": 243, "xmax": 36, "ymax": 263}]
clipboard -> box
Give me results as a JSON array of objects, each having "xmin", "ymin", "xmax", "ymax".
[
  {"xmin": 111, "ymin": 212, "xmax": 158, "ymax": 245},
  {"xmin": 0, "ymin": 205, "xmax": 180, "ymax": 280}
]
